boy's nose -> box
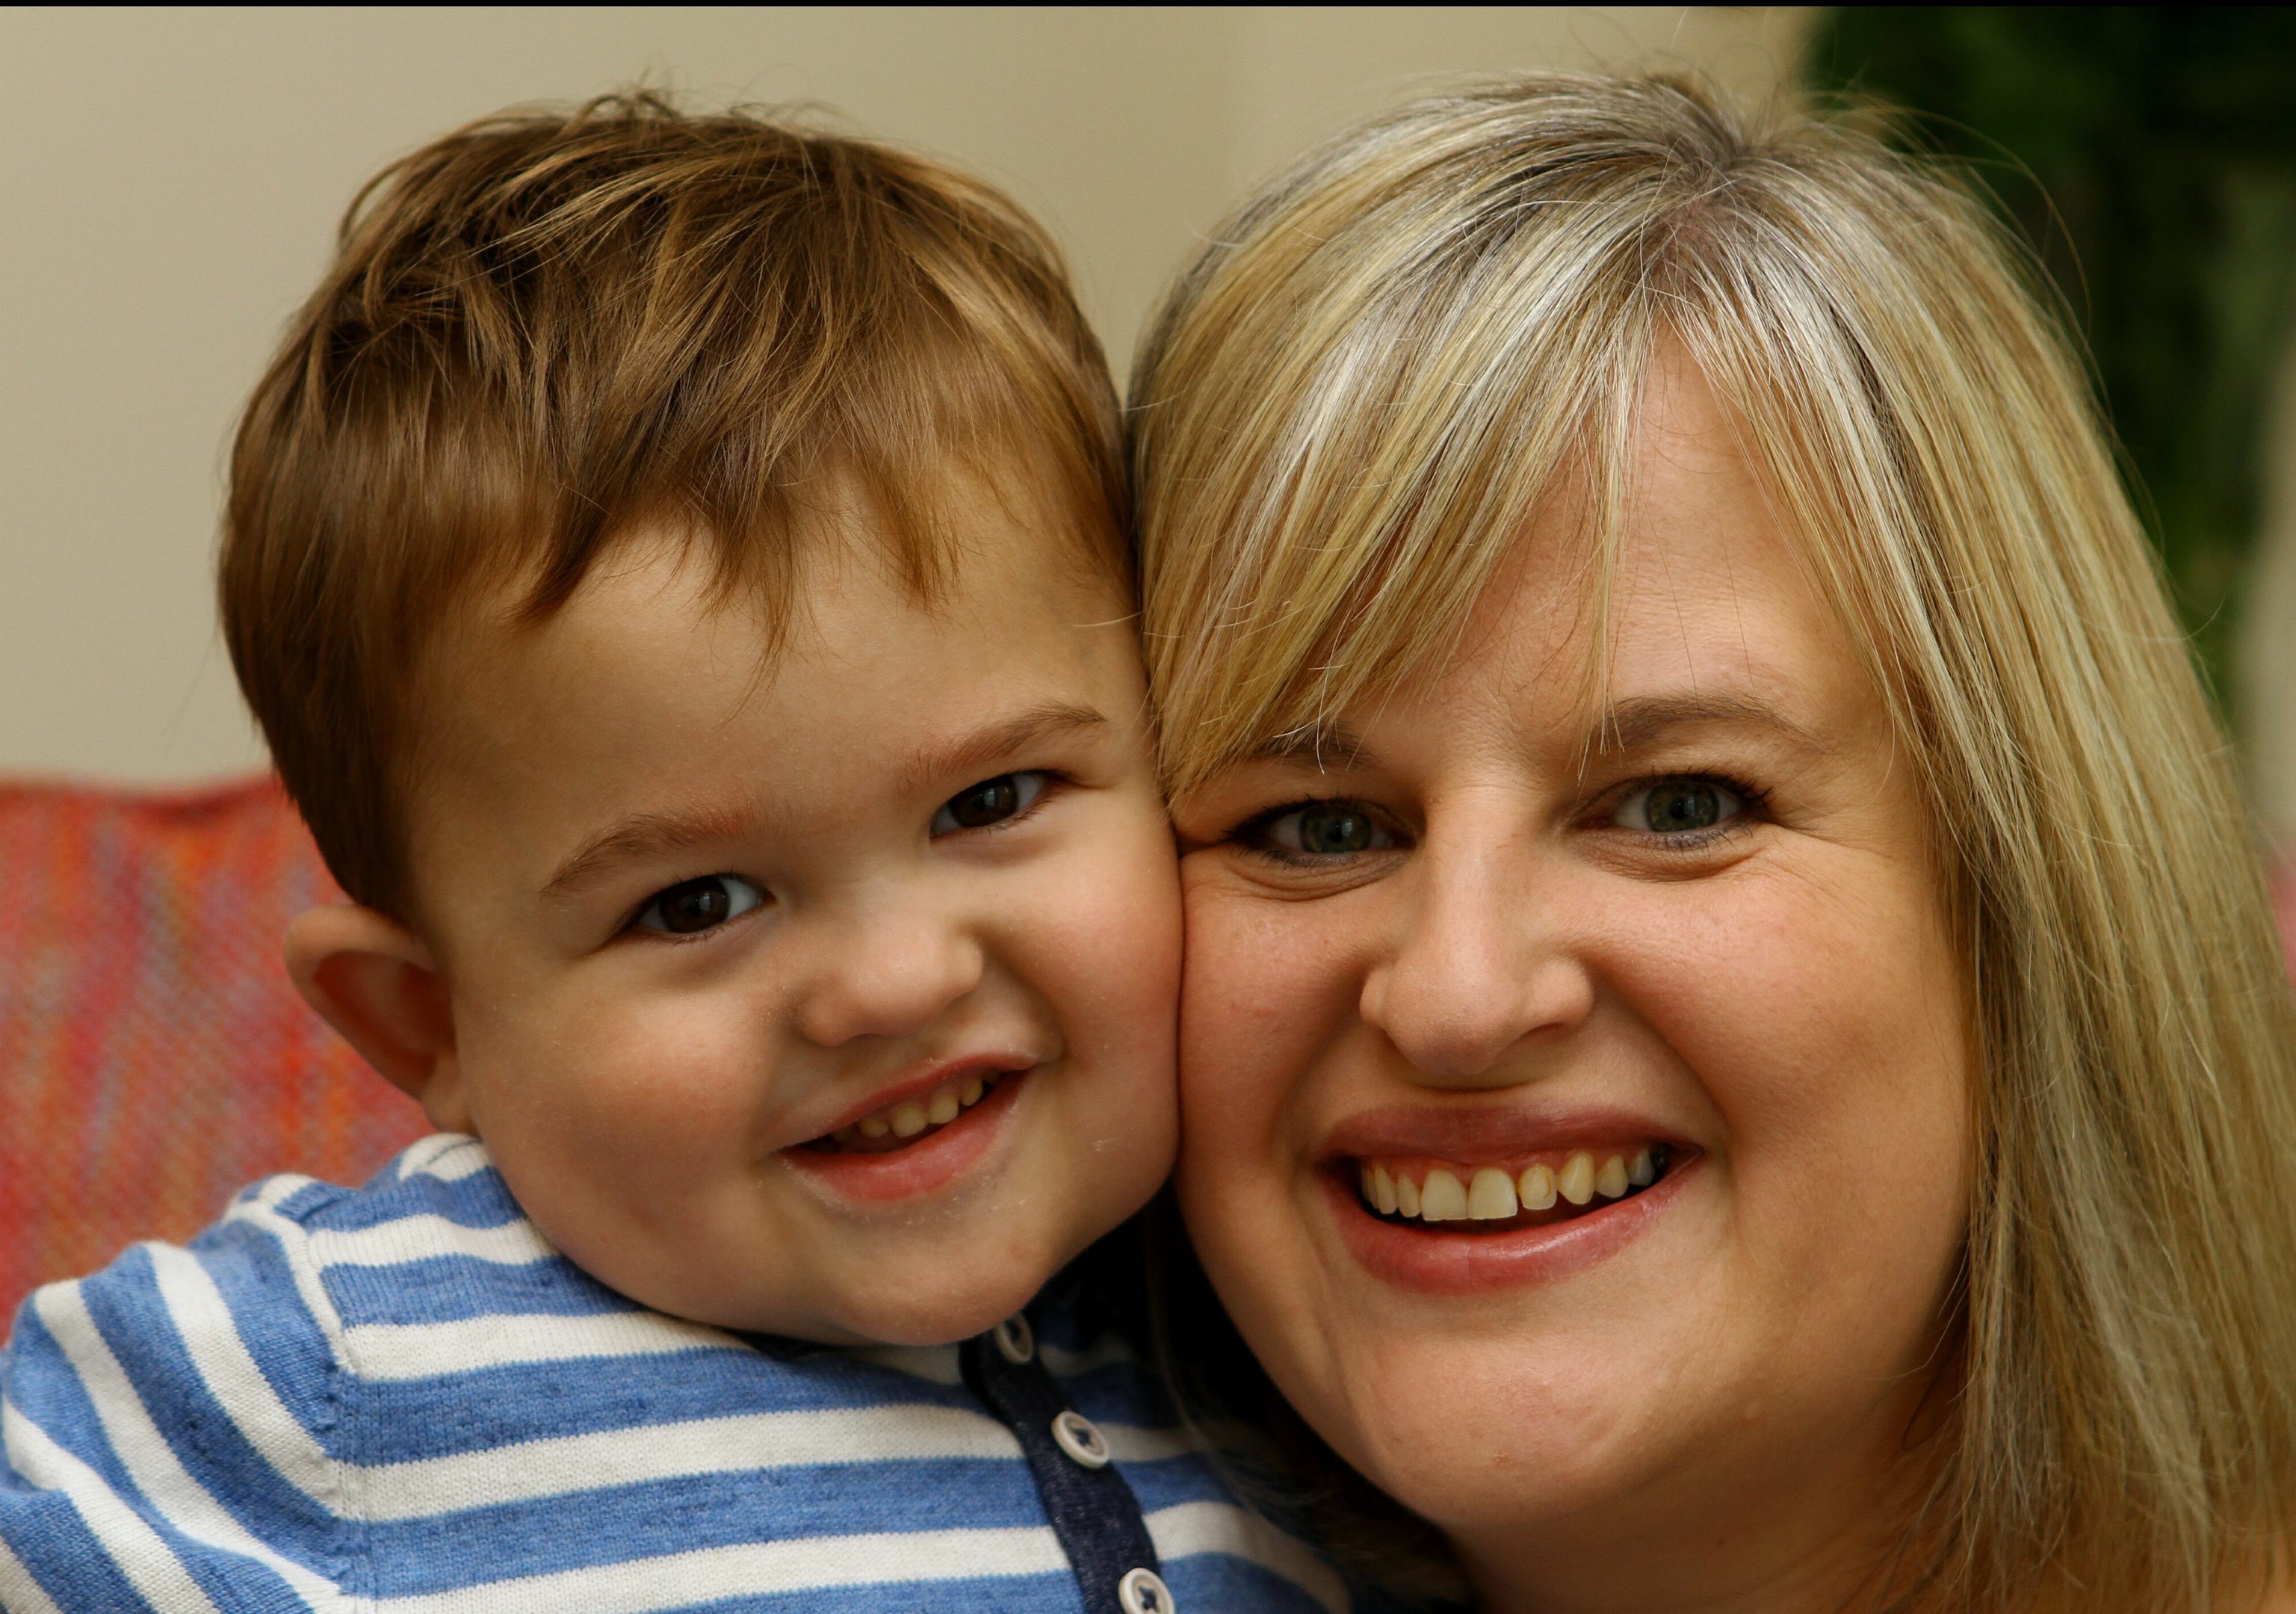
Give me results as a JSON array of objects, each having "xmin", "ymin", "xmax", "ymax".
[{"xmin": 790, "ymin": 909, "xmax": 986, "ymax": 1048}]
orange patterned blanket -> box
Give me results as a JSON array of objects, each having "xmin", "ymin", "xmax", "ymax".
[{"xmin": 0, "ymin": 776, "xmax": 426, "ymax": 1325}]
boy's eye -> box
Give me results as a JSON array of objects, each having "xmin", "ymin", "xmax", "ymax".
[
  {"xmin": 932, "ymin": 771, "xmax": 1050, "ymax": 835},
  {"xmin": 1610, "ymin": 779, "xmax": 1745, "ymax": 835},
  {"xmin": 634, "ymin": 874, "xmax": 766, "ymax": 936},
  {"xmin": 1260, "ymin": 800, "xmax": 1396, "ymax": 856}
]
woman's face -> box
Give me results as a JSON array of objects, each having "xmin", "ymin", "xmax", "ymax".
[{"xmin": 1173, "ymin": 356, "xmax": 1972, "ymax": 1604}]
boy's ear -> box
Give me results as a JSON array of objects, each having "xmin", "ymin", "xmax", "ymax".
[{"xmin": 284, "ymin": 905, "xmax": 471, "ymax": 1136}]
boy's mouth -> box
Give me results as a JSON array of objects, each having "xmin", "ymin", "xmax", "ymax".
[
  {"xmin": 803, "ymin": 1069, "xmax": 1015, "ymax": 1154},
  {"xmin": 1346, "ymin": 1144, "xmax": 1673, "ymax": 1231}
]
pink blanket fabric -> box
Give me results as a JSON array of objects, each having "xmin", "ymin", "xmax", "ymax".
[{"xmin": 0, "ymin": 776, "xmax": 426, "ymax": 1325}]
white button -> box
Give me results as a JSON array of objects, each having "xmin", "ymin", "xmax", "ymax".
[
  {"xmin": 992, "ymin": 1313, "xmax": 1035, "ymax": 1365},
  {"xmin": 1118, "ymin": 1568, "xmax": 1175, "ymax": 1613},
  {"xmin": 1050, "ymin": 1409, "xmax": 1110, "ymax": 1468}
]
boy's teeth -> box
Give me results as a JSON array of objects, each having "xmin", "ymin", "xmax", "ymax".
[
  {"xmin": 823, "ymin": 1071, "xmax": 1006, "ymax": 1151},
  {"xmin": 1356, "ymin": 1148, "xmax": 1668, "ymax": 1225}
]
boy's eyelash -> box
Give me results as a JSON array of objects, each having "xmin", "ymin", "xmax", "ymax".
[{"xmin": 618, "ymin": 770, "xmax": 1082, "ymax": 936}]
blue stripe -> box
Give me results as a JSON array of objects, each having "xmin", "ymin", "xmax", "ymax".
[
  {"xmin": 0, "ymin": 1485, "xmax": 160, "ymax": 1614},
  {"xmin": 304, "ymin": 1167, "xmax": 525, "ymax": 1234},
  {"xmin": 322, "ymin": 1254, "xmax": 641, "ymax": 1326},
  {"xmin": 566, "ymin": 1575, "xmax": 1085, "ymax": 1614},
  {"xmin": 1166, "ymin": 1553, "xmax": 1337, "ymax": 1614},
  {"xmin": 352, "ymin": 1350, "xmax": 983, "ymax": 1462},
  {"xmin": 360, "ymin": 1460, "xmax": 1062, "ymax": 1595}
]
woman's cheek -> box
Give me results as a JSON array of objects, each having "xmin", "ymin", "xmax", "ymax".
[{"xmin": 1179, "ymin": 875, "xmax": 1353, "ymax": 1178}]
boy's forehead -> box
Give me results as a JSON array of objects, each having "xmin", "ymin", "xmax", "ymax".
[{"xmin": 395, "ymin": 472, "xmax": 1139, "ymax": 897}]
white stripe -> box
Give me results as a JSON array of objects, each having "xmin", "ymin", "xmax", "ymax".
[
  {"xmin": 354, "ymin": 1405, "xmax": 1184, "ymax": 1521},
  {"xmin": 361, "ymin": 1402, "xmax": 1017, "ymax": 1520},
  {"xmin": 0, "ymin": 1400, "xmax": 223, "ymax": 1614},
  {"xmin": 844, "ymin": 1343, "xmax": 962, "ymax": 1385},
  {"xmin": 1148, "ymin": 1500, "xmax": 1350, "ymax": 1614},
  {"xmin": 307, "ymin": 1216, "xmax": 556, "ymax": 1271},
  {"xmin": 401, "ymin": 1137, "xmax": 490, "ymax": 1182},
  {"xmin": 339, "ymin": 1310, "xmax": 739, "ymax": 1381},
  {"xmin": 30, "ymin": 1284, "xmax": 344, "ymax": 1607},
  {"xmin": 0, "ymin": 1530, "xmax": 68, "ymax": 1614},
  {"xmin": 371, "ymin": 1523, "xmax": 1069, "ymax": 1614},
  {"xmin": 141, "ymin": 1243, "xmax": 341, "ymax": 1509}
]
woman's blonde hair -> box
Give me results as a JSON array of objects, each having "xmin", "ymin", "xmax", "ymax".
[{"xmin": 1133, "ymin": 73, "xmax": 2296, "ymax": 1611}]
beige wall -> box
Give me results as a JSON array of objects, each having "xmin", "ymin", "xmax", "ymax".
[{"xmin": 5, "ymin": 5, "xmax": 1830, "ymax": 782}]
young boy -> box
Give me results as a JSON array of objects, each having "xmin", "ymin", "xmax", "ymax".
[{"xmin": 0, "ymin": 94, "xmax": 1340, "ymax": 1614}]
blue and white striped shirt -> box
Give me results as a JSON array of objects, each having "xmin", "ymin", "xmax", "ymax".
[{"xmin": 0, "ymin": 1134, "xmax": 1344, "ymax": 1613}]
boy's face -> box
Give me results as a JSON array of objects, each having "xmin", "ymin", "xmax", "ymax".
[{"xmin": 398, "ymin": 472, "xmax": 1179, "ymax": 1344}]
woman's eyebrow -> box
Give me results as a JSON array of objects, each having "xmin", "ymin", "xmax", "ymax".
[
  {"xmin": 1250, "ymin": 723, "xmax": 1381, "ymax": 773},
  {"xmin": 1588, "ymin": 693, "xmax": 1830, "ymax": 756}
]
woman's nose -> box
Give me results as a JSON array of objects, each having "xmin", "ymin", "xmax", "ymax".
[
  {"xmin": 1358, "ymin": 837, "xmax": 1594, "ymax": 1083},
  {"xmin": 790, "ymin": 903, "xmax": 986, "ymax": 1048}
]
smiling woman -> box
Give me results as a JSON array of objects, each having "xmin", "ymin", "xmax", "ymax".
[{"xmin": 1131, "ymin": 75, "xmax": 2296, "ymax": 1614}]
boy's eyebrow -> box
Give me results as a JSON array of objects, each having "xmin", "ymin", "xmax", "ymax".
[
  {"xmin": 900, "ymin": 702, "xmax": 1110, "ymax": 796},
  {"xmin": 540, "ymin": 702, "xmax": 1111, "ymax": 903},
  {"xmin": 541, "ymin": 802, "xmax": 764, "ymax": 903}
]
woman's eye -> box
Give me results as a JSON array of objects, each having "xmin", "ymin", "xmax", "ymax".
[
  {"xmin": 634, "ymin": 874, "xmax": 766, "ymax": 936},
  {"xmin": 1263, "ymin": 800, "xmax": 1394, "ymax": 856},
  {"xmin": 932, "ymin": 770, "xmax": 1050, "ymax": 835},
  {"xmin": 1611, "ymin": 779, "xmax": 1745, "ymax": 836}
]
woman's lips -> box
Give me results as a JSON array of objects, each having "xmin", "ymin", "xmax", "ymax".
[
  {"xmin": 781, "ymin": 1066, "xmax": 1029, "ymax": 1205},
  {"xmin": 1316, "ymin": 1106, "xmax": 1698, "ymax": 1293}
]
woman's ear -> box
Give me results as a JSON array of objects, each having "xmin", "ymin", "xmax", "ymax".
[{"xmin": 284, "ymin": 904, "xmax": 471, "ymax": 1135}]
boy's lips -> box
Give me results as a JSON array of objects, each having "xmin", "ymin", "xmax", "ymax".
[
  {"xmin": 782, "ymin": 1070, "xmax": 1027, "ymax": 1204},
  {"xmin": 802, "ymin": 1054, "xmax": 1038, "ymax": 1143}
]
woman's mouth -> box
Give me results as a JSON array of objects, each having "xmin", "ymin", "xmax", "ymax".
[
  {"xmin": 1352, "ymin": 1145, "xmax": 1672, "ymax": 1231},
  {"xmin": 1322, "ymin": 1128, "xmax": 1696, "ymax": 1293}
]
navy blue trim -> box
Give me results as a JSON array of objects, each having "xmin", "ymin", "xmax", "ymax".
[{"xmin": 962, "ymin": 1323, "xmax": 1161, "ymax": 1613}]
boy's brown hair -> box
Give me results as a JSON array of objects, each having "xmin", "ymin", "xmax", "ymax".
[{"xmin": 221, "ymin": 91, "xmax": 1122, "ymax": 923}]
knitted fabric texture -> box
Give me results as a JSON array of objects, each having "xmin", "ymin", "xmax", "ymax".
[{"xmin": 0, "ymin": 775, "xmax": 426, "ymax": 1326}]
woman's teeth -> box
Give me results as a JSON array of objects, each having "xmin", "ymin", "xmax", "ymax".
[
  {"xmin": 1357, "ymin": 1147, "xmax": 1667, "ymax": 1225},
  {"xmin": 824, "ymin": 1072, "xmax": 1001, "ymax": 1151}
]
